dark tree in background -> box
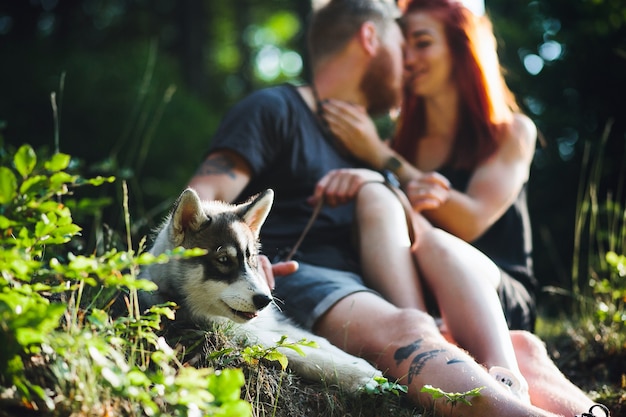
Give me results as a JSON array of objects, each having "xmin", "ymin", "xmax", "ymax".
[
  {"xmin": 0, "ymin": 0, "xmax": 624, "ymax": 314},
  {"xmin": 0, "ymin": 0, "xmax": 308, "ymax": 237}
]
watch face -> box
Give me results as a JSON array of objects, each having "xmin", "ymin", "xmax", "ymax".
[{"xmin": 384, "ymin": 156, "xmax": 401, "ymax": 173}]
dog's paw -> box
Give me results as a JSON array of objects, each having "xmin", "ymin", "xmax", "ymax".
[{"xmin": 336, "ymin": 361, "xmax": 384, "ymax": 393}]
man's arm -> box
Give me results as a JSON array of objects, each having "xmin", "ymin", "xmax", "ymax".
[
  {"xmin": 188, "ymin": 148, "xmax": 299, "ymax": 282},
  {"xmin": 187, "ymin": 149, "xmax": 253, "ymax": 203}
]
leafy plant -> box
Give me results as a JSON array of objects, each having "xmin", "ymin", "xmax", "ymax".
[
  {"xmin": 241, "ymin": 335, "xmax": 318, "ymax": 371},
  {"xmin": 0, "ymin": 143, "xmax": 253, "ymax": 416},
  {"xmin": 364, "ymin": 376, "xmax": 408, "ymax": 397},
  {"xmin": 420, "ymin": 384, "xmax": 484, "ymax": 407}
]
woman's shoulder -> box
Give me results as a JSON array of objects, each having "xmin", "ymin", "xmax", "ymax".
[
  {"xmin": 509, "ymin": 113, "xmax": 537, "ymax": 146},
  {"xmin": 493, "ymin": 113, "xmax": 537, "ymax": 163},
  {"xmin": 499, "ymin": 113, "xmax": 536, "ymax": 148}
]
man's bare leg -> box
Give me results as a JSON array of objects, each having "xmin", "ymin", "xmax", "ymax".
[{"xmin": 315, "ymin": 292, "xmax": 559, "ymax": 417}]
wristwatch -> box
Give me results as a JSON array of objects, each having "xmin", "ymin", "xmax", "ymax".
[{"xmin": 383, "ymin": 155, "xmax": 402, "ymax": 174}]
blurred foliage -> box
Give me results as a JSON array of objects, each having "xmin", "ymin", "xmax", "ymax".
[
  {"xmin": 0, "ymin": 0, "xmax": 625, "ymax": 314},
  {"xmin": 486, "ymin": 0, "xmax": 626, "ymax": 307}
]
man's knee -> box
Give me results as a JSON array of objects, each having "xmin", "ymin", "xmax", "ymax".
[
  {"xmin": 356, "ymin": 182, "xmax": 402, "ymax": 215},
  {"xmin": 382, "ymin": 308, "xmax": 442, "ymax": 343}
]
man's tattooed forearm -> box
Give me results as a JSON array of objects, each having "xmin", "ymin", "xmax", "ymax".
[
  {"xmin": 408, "ymin": 349, "xmax": 445, "ymax": 384},
  {"xmin": 195, "ymin": 154, "xmax": 236, "ymax": 178},
  {"xmin": 394, "ymin": 339, "xmax": 423, "ymax": 366}
]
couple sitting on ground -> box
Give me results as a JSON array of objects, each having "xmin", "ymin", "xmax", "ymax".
[{"xmin": 186, "ymin": 0, "xmax": 610, "ymax": 416}]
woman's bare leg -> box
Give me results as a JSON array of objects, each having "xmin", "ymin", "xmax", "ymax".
[
  {"xmin": 356, "ymin": 184, "xmax": 523, "ymax": 382},
  {"xmin": 415, "ymin": 227, "xmax": 520, "ymax": 373}
]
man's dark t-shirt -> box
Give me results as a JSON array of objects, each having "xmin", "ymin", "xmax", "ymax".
[{"xmin": 209, "ymin": 84, "xmax": 361, "ymax": 271}]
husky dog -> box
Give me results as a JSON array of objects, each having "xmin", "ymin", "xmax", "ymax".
[{"xmin": 140, "ymin": 188, "xmax": 380, "ymax": 392}]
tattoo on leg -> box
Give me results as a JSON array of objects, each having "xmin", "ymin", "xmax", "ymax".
[
  {"xmin": 195, "ymin": 155, "xmax": 236, "ymax": 178},
  {"xmin": 447, "ymin": 358, "xmax": 464, "ymax": 365},
  {"xmin": 394, "ymin": 339, "xmax": 423, "ymax": 366},
  {"xmin": 408, "ymin": 349, "xmax": 445, "ymax": 384}
]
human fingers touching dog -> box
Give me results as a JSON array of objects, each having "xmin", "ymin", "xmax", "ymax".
[{"xmin": 259, "ymin": 255, "xmax": 298, "ymax": 290}]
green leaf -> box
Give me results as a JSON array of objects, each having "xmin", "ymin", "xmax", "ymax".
[
  {"xmin": 0, "ymin": 166, "xmax": 18, "ymax": 204},
  {"xmin": 14, "ymin": 145, "xmax": 37, "ymax": 178},
  {"xmin": 207, "ymin": 368, "xmax": 246, "ymax": 404},
  {"xmin": 82, "ymin": 175, "xmax": 115, "ymax": 186},
  {"xmin": 264, "ymin": 350, "xmax": 289, "ymax": 370},
  {"xmin": 87, "ymin": 309, "xmax": 110, "ymax": 328},
  {"xmin": 127, "ymin": 368, "xmax": 151, "ymax": 387},
  {"xmin": 421, "ymin": 384, "xmax": 484, "ymax": 406},
  {"xmin": 19, "ymin": 174, "xmax": 48, "ymax": 195},
  {"xmin": 49, "ymin": 171, "xmax": 76, "ymax": 190},
  {"xmin": 0, "ymin": 215, "xmax": 15, "ymax": 228},
  {"xmin": 363, "ymin": 376, "xmax": 408, "ymax": 396},
  {"xmin": 44, "ymin": 152, "xmax": 71, "ymax": 172}
]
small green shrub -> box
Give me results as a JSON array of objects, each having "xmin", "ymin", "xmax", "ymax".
[{"xmin": 0, "ymin": 144, "xmax": 251, "ymax": 416}]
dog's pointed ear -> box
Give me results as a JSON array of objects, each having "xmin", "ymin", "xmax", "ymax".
[
  {"xmin": 171, "ymin": 188, "xmax": 208, "ymax": 244},
  {"xmin": 237, "ymin": 189, "xmax": 274, "ymax": 238}
]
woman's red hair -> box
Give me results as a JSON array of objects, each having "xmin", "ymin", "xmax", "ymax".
[{"xmin": 394, "ymin": 0, "xmax": 519, "ymax": 170}]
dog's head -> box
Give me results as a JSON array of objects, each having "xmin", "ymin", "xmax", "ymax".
[{"xmin": 150, "ymin": 188, "xmax": 275, "ymax": 324}]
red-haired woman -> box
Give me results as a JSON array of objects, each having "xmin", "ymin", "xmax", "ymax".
[
  {"xmin": 318, "ymin": 0, "xmax": 607, "ymax": 415},
  {"xmin": 324, "ymin": 0, "xmax": 536, "ymax": 333}
]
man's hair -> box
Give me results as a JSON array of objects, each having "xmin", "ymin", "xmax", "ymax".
[{"xmin": 307, "ymin": 0, "xmax": 400, "ymax": 69}]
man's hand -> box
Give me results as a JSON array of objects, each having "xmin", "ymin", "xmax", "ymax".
[
  {"xmin": 259, "ymin": 255, "xmax": 298, "ymax": 290},
  {"xmin": 309, "ymin": 168, "xmax": 384, "ymax": 207}
]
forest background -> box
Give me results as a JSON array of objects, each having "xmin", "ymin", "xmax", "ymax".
[{"xmin": 1, "ymin": 0, "xmax": 625, "ymax": 316}]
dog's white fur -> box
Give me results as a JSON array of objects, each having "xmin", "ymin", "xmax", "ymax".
[{"xmin": 140, "ymin": 188, "xmax": 380, "ymax": 392}]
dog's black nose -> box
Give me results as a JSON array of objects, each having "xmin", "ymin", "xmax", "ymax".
[{"xmin": 253, "ymin": 294, "xmax": 272, "ymax": 310}]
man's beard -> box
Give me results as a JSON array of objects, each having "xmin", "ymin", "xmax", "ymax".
[{"xmin": 360, "ymin": 46, "xmax": 401, "ymax": 116}]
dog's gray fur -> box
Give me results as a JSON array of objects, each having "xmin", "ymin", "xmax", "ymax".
[{"xmin": 140, "ymin": 188, "xmax": 380, "ymax": 392}]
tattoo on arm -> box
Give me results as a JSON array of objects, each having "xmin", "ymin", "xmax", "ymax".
[
  {"xmin": 195, "ymin": 154, "xmax": 236, "ymax": 179},
  {"xmin": 394, "ymin": 339, "xmax": 423, "ymax": 366},
  {"xmin": 407, "ymin": 349, "xmax": 445, "ymax": 384}
]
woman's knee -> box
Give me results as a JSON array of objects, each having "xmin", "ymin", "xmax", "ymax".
[{"xmin": 415, "ymin": 228, "xmax": 501, "ymax": 288}]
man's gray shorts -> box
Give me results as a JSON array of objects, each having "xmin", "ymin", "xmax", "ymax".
[{"xmin": 272, "ymin": 262, "xmax": 377, "ymax": 331}]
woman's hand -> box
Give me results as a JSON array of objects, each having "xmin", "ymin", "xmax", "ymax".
[
  {"xmin": 406, "ymin": 172, "xmax": 451, "ymax": 212},
  {"xmin": 309, "ymin": 168, "xmax": 384, "ymax": 207},
  {"xmin": 322, "ymin": 100, "xmax": 386, "ymax": 167}
]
